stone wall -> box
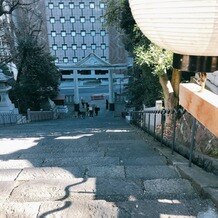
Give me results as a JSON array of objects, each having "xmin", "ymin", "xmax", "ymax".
[
  {"xmin": 176, "ymin": 113, "xmax": 218, "ymax": 175},
  {"xmin": 176, "ymin": 113, "xmax": 217, "ymax": 156},
  {"xmin": 206, "ymin": 71, "xmax": 218, "ymax": 94}
]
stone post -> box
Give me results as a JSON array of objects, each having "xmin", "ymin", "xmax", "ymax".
[
  {"xmin": 74, "ymin": 70, "xmax": 80, "ymax": 112},
  {"xmin": 108, "ymin": 70, "xmax": 115, "ymax": 111}
]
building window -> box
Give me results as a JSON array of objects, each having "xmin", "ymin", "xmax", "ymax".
[
  {"xmin": 48, "ymin": 3, "xmax": 54, "ymax": 9},
  {"xmin": 100, "ymin": 16, "xmax": 105, "ymax": 23},
  {"xmin": 71, "ymin": 30, "xmax": 76, "ymax": 36},
  {"xmin": 90, "ymin": 30, "xmax": 96, "ymax": 36},
  {"xmin": 72, "ymin": 44, "xmax": 77, "ymax": 50},
  {"xmin": 90, "ymin": 2, "xmax": 95, "ymax": 9},
  {"xmin": 81, "ymin": 30, "xmax": 86, "ymax": 36},
  {"xmin": 81, "ymin": 44, "xmax": 87, "ymax": 50},
  {"xmin": 51, "ymin": 31, "xmax": 56, "ymax": 37},
  {"xmin": 101, "ymin": 56, "xmax": 106, "ymax": 61},
  {"xmin": 60, "ymin": 17, "xmax": 65, "ymax": 23},
  {"xmin": 55, "ymin": 58, "xmax": 59, "ymax": 63},
  {"xmin": 59, "ymin": 2, "xmax": 64, "ymax": 9},
  {"xmin": 80, "ymin": 16, "xmax": 85, "ymax": 23},
  {"xmin": 63, "ymin": 57, "xmax": 68, "ymax": 63},
  {"xmin": 69, "ymin": 2, "xmax": 74, "ymax": 9},
  {"xmin": 78, "ymin": 70, "xmax": 91, "ymax": 75},
  {"xmin": 73, "ymin": 57, "xmax": 78, "ymax": 63},
  {"xmin": 101, "ymin": 43, "xmax": 106, "ymax": 50},
  {"xmin": 62, "ymin": 44, "xmax": 67, "ymax": 50},
  {"xmin": 96, "ymin": 70, "xmax": 107, "ymax": 75},
  {"xmin": 61, "ymin": 31, "xmax": 66, "ymax": 37},
  {"xmin": 70, "ymin": 17, "xmax": 75, "ymax": 23},
  {"xmin": 100, "ymin": 2, "xmax": 105, "ymax": 9},
  {"xmin": 100, "ymin": 30, "xmax": 106, "ymax": 36},
  {"xmin": 79, "ymin": 2, "xmax": 85, "ymax": 9},
  {"xmin": 91, "ymin": 43, "xmax": 96, "ymax": 50},
  {"xmin": 90, "ymin": 16, "xmax": 95, "ymax": 23},
  {"xmin": 50, "ymin": 17, "xmax": 55, "ymax": 23},
  {"xmin": 52, "ymin": 44, "xmax": 58, "ymax": 50}
]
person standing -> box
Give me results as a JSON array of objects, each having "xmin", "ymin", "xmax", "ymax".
[
  {"xmin": 81, "ymin": 98, "xmax": 85, "ymax": 108},
  {"xmin": 95, "ymin": 106, "xmax": 100, "ymax": 116},
  {"xmin": 89, "ymin": 105, "xmax": 93, "ymax": 117},
  {"xmin": 106, "ymin": 99, "xmax": 109, "ymax": 110}
]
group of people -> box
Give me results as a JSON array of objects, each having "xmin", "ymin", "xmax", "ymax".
[{"xmin": 77, "ymin": 98, "xmax": 100, "ymax": 118}]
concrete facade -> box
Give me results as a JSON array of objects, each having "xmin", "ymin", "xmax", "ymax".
[{"xmin": 42, "ymin": 0, "xmax": 128, "ymax": 68}]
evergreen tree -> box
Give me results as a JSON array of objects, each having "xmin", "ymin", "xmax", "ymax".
[
  {"xmin": 105, "ymin": 0, "xmax": 162, "ymax": 109},
  {"xmin": 11, "ymin": 36, "xmax": 60, "ymax": 113},
  {"xmin": 105, "ymin": 0, "xmax": 181, "ymax": 114}
]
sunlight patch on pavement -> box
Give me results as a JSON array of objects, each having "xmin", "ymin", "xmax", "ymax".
[
  {"xmin": 0, "ymin": 137, "xmax": 44, "ymax": 155},
  {"xmin": 158, "ymin": 199, "xmax": 181, "ymax": 204},
  {"xmin": 105, "ymin": 129, "xmax": 131, "ymax": 133},
  {"xmin": 0, "ymin": 159, "xmax": 34, "ymax": 168},
  {"xmin": 160, "ymin": 215, "xmax": 195, "ymax": 218},
  {"xmin": 55, "ymin": 134, "xmax": 93, "ymax": 140}
]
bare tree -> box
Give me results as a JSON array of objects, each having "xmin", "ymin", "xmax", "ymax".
[
  {"xmin": 0, "ymin": 0, "xmax": 38, "ymax": 16},
  {"xmin": 0, "ymin": 0, "xmax": 42, "ymax": 68}
]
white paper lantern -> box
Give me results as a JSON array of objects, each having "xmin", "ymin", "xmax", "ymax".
[{"xmin": 129, "ymin": 0, "xmax": 218, "ymax": 56}]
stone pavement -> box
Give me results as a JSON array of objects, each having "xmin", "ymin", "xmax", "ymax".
[{"xmin": 0, "ymin": 103, "xmax": 217, "ymax": 217}]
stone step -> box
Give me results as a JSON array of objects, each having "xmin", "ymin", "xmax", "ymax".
[
  {"xmin": 42, "ymin": 156, "xmax": 119, "ymax": 167},
  {"xmin": 98, "ymin": 139, "xmax": 148, "ymax": 145},
  {"xmin": 0, "ymin": 200, "xmax": 128, "ymax": 218},
  {"xmin": 0, "ymin": 159, "xmax": 44, "ymax": 169},
  {"xmin": 0, "ymin": 156, "xmax": 119, "ymax": 169},
  {"xmin": 143, "ymin": 178, "xmax": 198, "ymax": 200},
  {"xmin": 120, "ymin": 156, "xmax": 167, "ymax": 166},
  {"xmin": 116, "ymin": 199, "xmax": 217, "ymax": 218},
  {"xmin": 19, "ymin": 144, "xmax": 99, "ymax": 154},
  {"xmin": 86, "ymin": 166, "xmax": 125, "ymax": 178},
  {"xmin": 89, "ymin": 132, "xmax": 140, "ymax": 142},
  {"xmin": 1, "ymin": 196, "xmax": 217, "ymax": 217},
  {"xmin": 125, "ymin": 165, "xmax": 180, "ymax": 180},
  {"xmin": 18, "ymin": 151, "xmax": 104, "ymax": 160},
  {"xmin": 0, "ymin": 151, "xmax": 105, "ymax": 161},
  {"xmin": 16, "ymin": 115, "xmax": 27, "ymax": 124},
  {"xmin": 1, "ymin": 177, "xmax": 200, "ymax": 203},
  {"xmin": 98, "ymin": 143, "xmax": 156, "ymax": 152},
  {"xmin": 0, "ymin": 167, "xmax": 85, "ymax": 182},
  {"xmin": 0, "ymin": 137, "xmax": 99, "ymax": 159},
  {"xmin": 0, "ymin": 199, "xmax": 216, "ymax": 218},
  {"xmin": 4, "ymin": 178, "xmax": 144, "ymax": 202},
  {"xmin": 1, "ymin": 162, "xmax": 177, "ymax": 182},
  {"xmin": 98, "ymin": 140, "xmax": 153, "ymax": 150},
  {"xmin": 105, "ymin": 149, "xmax": 161, "ymax": 159},
  {"xmin": 0, "ymin": 166, "xmax": 125, "ymax": 182}
]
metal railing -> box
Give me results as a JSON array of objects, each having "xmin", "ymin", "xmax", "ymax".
[{"xmin": 130, "ymin": 108, "xmax": 200, "ymax": 167}]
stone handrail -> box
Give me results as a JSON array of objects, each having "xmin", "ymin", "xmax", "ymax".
[
  {"xmin": 27, "ymin": 108, "xmax": 58, "ymax": 122},
  {"xmin": 179, "ymin": 83, "xmax": 218, "ymax": 137}
]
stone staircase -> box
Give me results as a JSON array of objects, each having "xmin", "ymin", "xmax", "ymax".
[
  {"xmin": 0, "ymin": 119, "xmax": 217, "ymax": 217},
  {"xmin": 16, "ymin": 114, "xmax": 27, "ymax": 124}
]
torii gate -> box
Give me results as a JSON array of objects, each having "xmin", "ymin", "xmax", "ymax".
[{"xmin": 57, "ymin": 53, "xmax": 128, "ymax": 111}]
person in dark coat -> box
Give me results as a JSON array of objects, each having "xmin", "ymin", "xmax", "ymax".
[
  {"xmin": 95, "ymin": 106, "xmax": 100, "ymax": 116},
  {"xmin": 106, "ymin": 99, "xmax": 109, "ymax": 110}
]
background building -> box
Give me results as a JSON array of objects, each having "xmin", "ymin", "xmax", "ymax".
[{"xmin": 42, "ymin": 0, "xmax": 129, "ymax": 79}]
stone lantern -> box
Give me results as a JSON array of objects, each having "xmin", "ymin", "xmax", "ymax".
[{"xmin": 0, "ymin": 70, "xmax": 18, "ymax": 114}]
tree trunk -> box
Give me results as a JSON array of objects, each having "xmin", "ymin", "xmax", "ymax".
[
  {"xmin": 159, "ymin": 74, "xmax": 174, "ymax": 108},
  {"xmin": 159, "ymin": 72, "xmax": 176, "ymax": 124},
  {"xmin": 171, "ymin": 68, "xmax": 181, "ymax": 106}
]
